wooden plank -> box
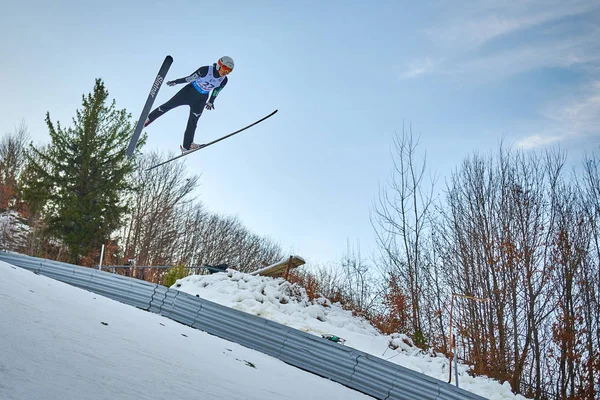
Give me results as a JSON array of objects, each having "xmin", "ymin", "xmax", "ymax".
[{"xmin": 250, "ymin": 255, "xmax": 305, "ymax": 278}]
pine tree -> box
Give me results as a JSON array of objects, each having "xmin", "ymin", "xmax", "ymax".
[{"xmin": 23, "ymin": 79, "xmax": 134, "ymax": 264}]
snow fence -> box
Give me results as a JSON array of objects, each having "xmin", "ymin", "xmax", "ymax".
[{"xmin": 0, "ymin": 251, "xmax": 488, "ymax": 400}]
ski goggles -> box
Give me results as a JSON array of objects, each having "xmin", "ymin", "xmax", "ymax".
[{"xmin": 220, "ymin": 64, "xmax": 233, "ymax": 73}]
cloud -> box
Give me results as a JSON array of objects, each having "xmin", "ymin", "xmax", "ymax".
[
  {"xmin": 414, "ymin": 1, "xmax": 600, "ymax": 80},
  {"xmin": 399, "ymin": 58, "xmax": 434, "ymax": 79},
  {"xmin": 456, "ymin": 32, "xmax": 600, "ymax": 79},
  {"xmin": 428, "ymin": 1, "xmax": 598, "ymax": 51},
  {"xmin": 516, "ymin": 134, "xmax": 566, "ymax": 149},
  {"xmin": 395, "ymin": 1, "xmax": 600, "ymax": 152},
  {"xmin": 517, "ymin": 82, "xmax": 600, "ymax": 149},
  {"xmin": 544, "ymin": 82, "xmax": 600, "ymax": 130}
]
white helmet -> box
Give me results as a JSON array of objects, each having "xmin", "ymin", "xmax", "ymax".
[{"xmin": 217, "ymin": 56, "xmax": 234, "ymax": 72}]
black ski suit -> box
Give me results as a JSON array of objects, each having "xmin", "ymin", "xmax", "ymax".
[{"xmin": 147, "ymin": 63, "xmax": 228, "ymax": 149}]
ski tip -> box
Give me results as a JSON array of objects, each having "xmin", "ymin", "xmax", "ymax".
[{"xmin": 165, "ymin": 55, "xmax": 174, "ymax": 63}]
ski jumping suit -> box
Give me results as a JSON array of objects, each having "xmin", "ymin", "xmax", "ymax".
[{"xmin": 147, "ymin": 64, "xmax": 228, "ymax": 149}]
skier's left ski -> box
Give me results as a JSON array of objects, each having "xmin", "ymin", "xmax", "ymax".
[
  {"xmin": 146, "ymin": 109, "xmax": 278, "ymax": 171},
  {"xmin": 126, "ymin": 55, "xmax": 174, "ymax": 158}
]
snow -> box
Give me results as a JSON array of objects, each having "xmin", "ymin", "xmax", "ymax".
[
  {"xmin": 0, "ymin": 260, "xmax": 529, "ymax": 400},
  {"xmin": 0, "ymin": 262, "xmax": 373, "ymax": 400},
  {"xmin": 174, "ymin": 269, "xmax": 531, "ymax": 400},
  {"xmin": 0, "ymin": 211, "xmax": 29, "ymax": 251}
]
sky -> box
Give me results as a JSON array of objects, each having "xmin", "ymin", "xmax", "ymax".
[
  {"xmin": 0, "ymin": 260, "xmax": 528, "ymax": 399},
  {"xmin": 1, "ymin": 0, "xmax": 599, "ymax": 265}
]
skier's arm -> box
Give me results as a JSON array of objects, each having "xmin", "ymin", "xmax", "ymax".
[
  {"xmin": 208, "ymin": 77, "xmax": 228, "ymax": 104},
  {"xmin": 167, "ymin": 66, "xmax": 210, "ymax": 86}
]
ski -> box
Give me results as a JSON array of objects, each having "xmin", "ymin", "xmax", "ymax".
[
  {"xmin": 126, "ymin": 55, "xmax": 174, "ymax": 158},
  {"xmin": 146, "ymin": 109, "xmax": 278, "ymax": 171}
]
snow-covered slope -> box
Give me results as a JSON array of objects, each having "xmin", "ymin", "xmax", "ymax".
[
  {"xmin": 0, "ymin": 262, "xmax": 374, "ymax": 400},
  {"xmin": 175, "ymin": 269, "xmax": 528, "ymax": 400}
]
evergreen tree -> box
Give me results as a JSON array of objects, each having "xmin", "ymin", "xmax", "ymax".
[{"xmin": 23, "ymin": 79, "xmax": 134, "ymax": 264}]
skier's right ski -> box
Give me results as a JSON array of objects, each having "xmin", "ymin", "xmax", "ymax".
[
  {"xmin": 126, "ymin": 55, "xmax": 173, "ymax": 158},
  {"xmin": 146, "ymin": 109, "xmax": 278, "ymax": 171}
]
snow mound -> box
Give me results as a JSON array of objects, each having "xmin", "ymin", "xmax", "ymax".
[
  {"xmin": 174, "ymin": 271, "xmax": 529, "ymax": 400},
  {"xmin": 175, "ymin": 269, "xmax": 379, "ymax": 336}
]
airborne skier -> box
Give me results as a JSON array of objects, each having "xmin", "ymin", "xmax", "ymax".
[{"xmin": 144, "ymin": 56, "xmax": 234, "ymax": 153}]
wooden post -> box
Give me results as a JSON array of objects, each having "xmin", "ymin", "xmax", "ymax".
[
  {"xmin": 448, "ymin": 293, "xmax": 455, "ymax": 384},
  {"xmin": 284, "ymin": 256, "xmax": 293, "ymax": 280},
  {"xmin": 447, "ymin": 293, "xmax": 491, "ymax": 385}
]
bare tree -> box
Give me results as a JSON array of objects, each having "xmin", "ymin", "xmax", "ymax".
[
  {"xmin": 434, "ymin": 144, "xmax": 600, "ymax": 398},
  {"xmin": 501, "ymin": 148, "xmax": 557, "ymax": 395},
  {"xmin": 0, "ymin": 123, "xmax": 42, "ymax": 253},
  {"xmin": 120, "ymin": 151, "xmax": 200, "ymax": 266},
  {"xmin": 115, "ymin": 149, "xmax": 282, "ymax": 274},
  {"xmin": 579, "ymin": 153, "xmax": 600, "ymax": 399},
  {"xmin": 0, "ymin": 122, "xmax": 30, "ymax": 211},
  {"xmin": 336, "ymin": 241, "xmax": 381, "ymax": 318},
  {"xmin": 440, "ymin": 152, "xmax": 508, "ymax": 379},
  {"xmin": 372, "ymin": 125, "xmax": 436, "ymax": 343},
  {"xmin": 437, "ymin": 145, "xmax": 554, "ymax": 391},
  {"xmin": 549, "ymin": 179, "xmax": 590, "ymax": 399},
  {"xmin": 182, "ymin": 213, "xmax": 281, "ymax": 271}
]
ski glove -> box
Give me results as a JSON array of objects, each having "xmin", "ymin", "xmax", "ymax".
[
  {"xmin": 205, "ymin": 102, "xmax": 215, "ymax": 110},
  {"xmin": 166, "ymin": 81, "xmax": 177, "ymax": 87}
]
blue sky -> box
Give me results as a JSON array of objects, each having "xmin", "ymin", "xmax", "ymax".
[{"xmin": 1, "ymin": 0, "xmax": 599, "ymax": 265}]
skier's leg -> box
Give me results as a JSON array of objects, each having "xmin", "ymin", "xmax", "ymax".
[
  {"xmin": 147, "ymin": 85, "xmax": 196, "ymax": 125},
  {"xmin": 182, "ymin": 95, "xmax": 208, "ymax": 149}
]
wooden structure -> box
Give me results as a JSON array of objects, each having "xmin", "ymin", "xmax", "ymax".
[{"xmin": 250, "ymin": 255, "xmax": 305, "ymax": 280}]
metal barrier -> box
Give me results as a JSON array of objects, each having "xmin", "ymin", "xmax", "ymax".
[{"xmin": 0, "ymin": 251, "xmax": 488, "ymax": 400}]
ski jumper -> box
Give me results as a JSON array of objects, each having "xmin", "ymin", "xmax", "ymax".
[{"xmin": 147, "ymin": 64, "xmax": 228, "ymax": 149}]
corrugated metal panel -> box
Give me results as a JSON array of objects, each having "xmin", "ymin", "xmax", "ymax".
[
  {"xmin": 0, "ymin": 252, "xmax": 43, "ymax": 273},
  {"xmin": 90, "ymin": 272, "xmax": 133, "ymax": 305},
  {"xmin": 148, "ymin": 285, "xmax": 170, "ymax": 314},
  {"xmin": 193, "ymin": 299, "xmax": 288, "ymax": 359},
  {"xmin": 0, "ymin": 252, "xmax": 489, "ymax": 400},
  {"xmin": 437, "ymin": 383, "xmax": 487, "ymax": 400},
  {"xmin": 279, "ymin": 330, "xmax": 360, "ymax": 385},
  {"xmin": 128, "ymin": 278, "xmax": 158, "ymax": 310},
  {"xmin": 38, "ymin": 259, "xmax": 73, "ymax": 282},
  {"xmin": 350, "ymin": 354, "xmax": 410, "ymax": 400},
  {"xmin": 153, "ymin": 287, "xmax": 180, "ymax": 319},
  {"xmin": 161, "ymin": 290, "xmax": 203, "ymax": 326}
]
